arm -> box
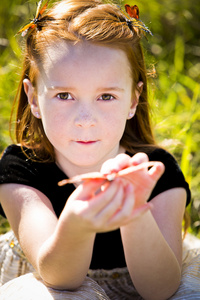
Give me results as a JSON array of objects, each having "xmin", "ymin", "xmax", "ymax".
[
  {"xmin": 0, "ymin": 151, "xmax": 182, "ymax": 295},
  {"xmin": 0, "ymin": 183, "xmax": 96, "ymax": 290},
  {"xmin": 101, "ymin": 152, "xmax": 186, "ymax": 300},
  {"xmin": 0, "ymin": 175, "xmax": 139, "ymax": 290},
  {"xmin": 121, "ymin": 188, "xmax": 186, "ymax": 300}
]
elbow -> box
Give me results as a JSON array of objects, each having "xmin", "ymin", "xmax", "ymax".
[
  {"xmin": 36, "ymin": 247, "xmax": 85, "ymax": 290},
  {"xmin": 38, "ymin": 262, "xmax": 86, "ymax": 291},
  {"xmin": 37, "ymin": 250, "xmax": 91, "ymax": 290},
  {"xmin": 37, "ymin": 257, "xmax": 85, "ymax": 291},
  {"xmin": 157, "ymin": 271, "xmax": 181, "ymax": 300},
  {"xmin": 161, "ymin": 278, "xmax": 181, "ymax": 300},
  {"xmin": 151, "ymin": 282, "xmax": 181, "ymax": 300},
  {"xmin": 43, "ymin": 278, "xmax": 84, "ymax": 291},
  {"xmin": 143, "ymin": 285, "xmax": 180, "ymax": 300},
  {"xmin": 37, "ymin": 262, "xmax": 86, "ymax": 291},
  {"xmin": 136, "ymin": 271, "xmax": 181, "ymax": 300}
]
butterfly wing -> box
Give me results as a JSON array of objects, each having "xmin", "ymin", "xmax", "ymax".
[
  {"xmin": 36, "ymin": 0, "xmax": 49, "ymax": 19},
  {"xmin": 125, "ymin": 4, "xmax": 139, "ymax": 19},
  {"xmin": 58, "ymin": 162, "xmax": 156, "ymax": 186},
  {"xmin": 123, "ymin": 4, "xmax": 152, "ymax": 36},
  {"xmin": 58, "ymin": 172, "xmax": 109, "ymax": 186},
  {"xmin": 18, "ymin": 21, "xmax": 35, "ymax": 36},
  {"xmin": 35, "ymin": 0, "xmax": 43, "ymax": 18},
  {"xmin": 18, "ymin": 0, "xmax": 49, "ymax": 36},
  {"xmin": 116, "ymin": 162, "xmax": 157, "ymax": 186}
]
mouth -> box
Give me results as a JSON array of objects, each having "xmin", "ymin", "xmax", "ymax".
[{"xmin": 75, "ymin": 140, "xmax": 98, "ymax": 145}]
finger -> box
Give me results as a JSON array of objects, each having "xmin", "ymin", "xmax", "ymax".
[
  {"xmin": 107, "ymin": 183, "xmax": 135, "ymax": 226},
  {"xmin": 130, "ymin": 152, "xmax": 149, "ymax": 166},
  {"xmin": 72, "ymin": 178, "xmax": 107, "ymax": 200},
  {"xmin": 95, "ymin": 181, "xmax": 124, "ymax": 223},
  {"xmin": 101, "ymin": 153, "xmax": 131, "ymax": 175},
  {"xmin": 83, "ymin": 179, "xmax": 122, "ymax": 214},
  {"xmin": 148, "ymin": 161, "xmax": 165, "ymax": 182}
]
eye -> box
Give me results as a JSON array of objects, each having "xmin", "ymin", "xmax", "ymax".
[
  {"xmin": 56, "ymin": 93, "xmax": 73, "ymax": 100},
  {"xmin": 99, "ymin": 94, "xmax": 115, "ymax": 101}
]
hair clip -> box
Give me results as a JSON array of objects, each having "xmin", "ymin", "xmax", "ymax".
[
  {"xmin": 18, "ymin": 0, "xmax": 49, "ymax": 37},
  {"xmin": 122, "ymin": 4, "xmax": 153, "ymax": 36}
]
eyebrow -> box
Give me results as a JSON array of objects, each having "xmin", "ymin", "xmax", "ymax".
[
  {"xmin": 47, "ymin": 86, "xmax": 71, "ymax": 91},
  {"xmin": 47, "ymin": 86, "xmax": 125, "ymax": 92},
  {"xmin": 96, "ymin": 87, "xmax": 125, "ymax": 93}
]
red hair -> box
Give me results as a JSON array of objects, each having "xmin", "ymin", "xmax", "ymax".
[{"xmin": 12, "ymin": 0, "xmax": 156, "ymax": 161}]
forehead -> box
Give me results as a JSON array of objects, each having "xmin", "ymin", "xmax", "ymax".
[
  {"xmin": 37, "ymin": 41, "xmax": 133, "ymax": 89},
  {"xmin": 41, "ymin": 41, "xmax": 131, "ymax": 72}
]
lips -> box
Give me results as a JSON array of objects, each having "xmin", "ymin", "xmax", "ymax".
[
  {"xmin": 76, "ymin": 141, "xmax": 96, "ymax": 144},
  {"xmin": 75, "ymin": 140, "xmax": 98, "ymax": 145}
]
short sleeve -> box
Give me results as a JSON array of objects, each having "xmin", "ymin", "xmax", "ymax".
[
  {"xmin": 148, "ymin": 148, "xmax": 191, "ymax": 206},
  {"xmin": 0, "ymin": 145, "xmax": 42, "ymax": 217},
  {"xmin": 0, "ymin": 145, "xmax": 75, "ymax": 218},
  {"xmin": 0, "ymin": 145, "xmax": 40, "ymax": 187}
]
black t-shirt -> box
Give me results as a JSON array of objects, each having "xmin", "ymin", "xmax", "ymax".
[{"xmin": 0, "ymin": 144, "xmax": 191, "ymax": 269}]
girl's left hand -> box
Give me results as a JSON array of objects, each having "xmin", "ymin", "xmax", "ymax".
[
  {"xmin": 100, "ymin": 152, "xmax": 165, "ymax": 210},
  {"xmin": 62, "ymin": 152, "xmax": 164, "ymax": 232}
]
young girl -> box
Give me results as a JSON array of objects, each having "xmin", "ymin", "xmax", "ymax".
[{"xmin": 0, "ymin": 0, "xmax": 196, "ymax": 299}]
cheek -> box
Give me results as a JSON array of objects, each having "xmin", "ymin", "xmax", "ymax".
[
  {"xmin": 39, "ymin": 108, "xmax": 67, "ymax": 143},
  {"xmin": 102, "ymin": 110, "xmax": 127, "ymax": 139}
]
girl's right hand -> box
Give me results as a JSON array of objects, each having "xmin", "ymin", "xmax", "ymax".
[{"xmin": 62, "ymin": 177, "xmax": 150, "ymax": 234}]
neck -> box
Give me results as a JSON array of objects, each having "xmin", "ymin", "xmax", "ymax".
[{"xmin": 55, "ymin": 145, "xmax": 125, "ymax": 179}]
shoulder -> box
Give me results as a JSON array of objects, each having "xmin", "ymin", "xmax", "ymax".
[
  {"xmin": 0, "ymin": 145, "xmax": 39, "ymax": 184},
  {"xmin": 1, "ymin": 144, "xmax": 25, "ymax": 159},
  {"xmin": 1, "ymin": 144, "xmax": 33, "ymax": 163},
  {"xmin": 0, "ymin": 144, "xmax": 60, "ymax": 190},
  {"xmin": 148, "ymin": 147, "xmax": 177, "ymax": 162},
  {"xmin": 148, "ymin": 148, "xmax": 181, "ymax": 171},
  {"xmin": 0, "ymin": 145, "xmax": 74, "ymax": 218},
  {"xmin": 147, "ymin": 148, "xmax": 191, "ymax": 206},
  {"xmin": 148, "ymin": 148, "xmax": 184, "ymax": 180}
]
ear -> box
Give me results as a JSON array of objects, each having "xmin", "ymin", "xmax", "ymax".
[
  {"xmin": 23, "ymin": 79, "xmax": 41, "ymax": 119},
  {"xmin": 127, "ymin": 81, "xmax": 143, "ymax": 120}
]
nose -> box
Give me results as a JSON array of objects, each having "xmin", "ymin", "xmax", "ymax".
[{"xmin": 74, "ymin": 106, "xmax": 96, "ymax": 128}]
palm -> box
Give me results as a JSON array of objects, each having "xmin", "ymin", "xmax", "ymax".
[{"xmin": 118, "ymin": 164, "xmax": 160, "ymax": 208}]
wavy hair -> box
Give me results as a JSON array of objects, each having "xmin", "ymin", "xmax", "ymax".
[{"xmin": 12, "ymin": 0, "xmax": 156, "ymax": 161}]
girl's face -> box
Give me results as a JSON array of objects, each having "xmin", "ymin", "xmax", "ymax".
[{"xmin": 25, "ymin": 42, "xmax": 140, "ymax": 175}]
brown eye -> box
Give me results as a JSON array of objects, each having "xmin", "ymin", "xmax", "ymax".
[
  {"xmin": 57, "ymin": 93, "xmax": 73, "ymax": 100},
  {"xmin": 100, "ymin": 94, "xmax": 114, "ymax": 101}
]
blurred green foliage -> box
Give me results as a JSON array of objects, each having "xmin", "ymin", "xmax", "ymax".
[
  {"xmin": 134, "ymin": 0, "xmax": 200, "ymax": 234},
  {"xmin": 0, "ymin": 0, "xmax": 200, "ymax": 234}
]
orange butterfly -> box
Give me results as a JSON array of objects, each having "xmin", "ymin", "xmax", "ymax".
[
  {"xmin": 58, "ymin": 161, "xmax": 157, "ymax": 186},
  {"xmin": 125, "ymin": 4, "xmax": 139, "ymax": 19},
  {"xmin": 122, "ymin": 3, "xmax": 152, "ymax": 36},
  {"xmin": 18, "ymin": 0, "xmax": 49, "ymax": 37},
  {"xmin": 58, "ymin": 161, "xmax": 157, "ymax": 217}
]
